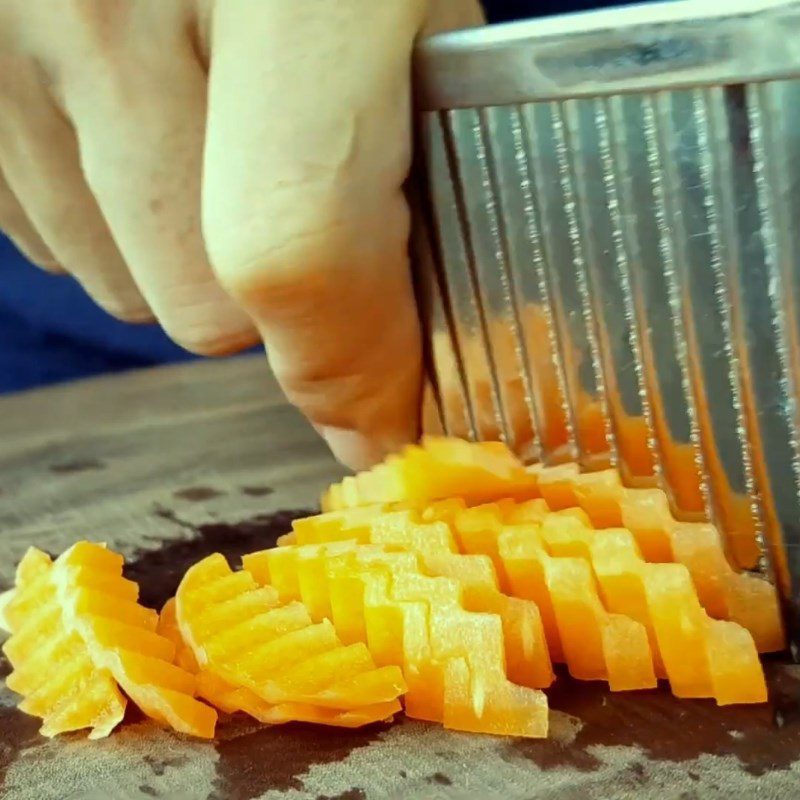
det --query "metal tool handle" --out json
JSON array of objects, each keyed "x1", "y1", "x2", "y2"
[{"x1": 415, "y1": 0, "x2": 800, "y2": 108}]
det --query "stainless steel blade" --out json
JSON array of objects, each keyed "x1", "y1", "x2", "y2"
[{"x1": 412, "y1": 0, "x2": 800, "y2": 651}]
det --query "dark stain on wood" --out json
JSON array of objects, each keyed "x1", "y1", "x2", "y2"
[
  {"x1": 509, "y1": 729, "x2": 601, "y2": 773},
  {"x1": 317, "y1": 789, "x2": 366, "y2": 800},
  {"x1": 509, "y1": 663, "x2": 800, "y2": 777},
  {"x1": 142, "y1": 754, "x2": 189, "y2": 777},
  {"x1": 0, "y1": 654, "x2": 43, "y2": 792},
  {"x1": 49, "y1": 459, "x2": 105, "y2": 474},
  {"x1": 627, "y1": 761, "x2": 646, "y2": 779},
  {"x1": 210, "y1": 720, "x2": 388, "y2": 800},
  {"x1": 240, "y1": 486, "x2": 275, "y2": 498},
  {"x1": 173, "y1": 487, "x2": 224, "y2": 502},
  {"x1": 125, "y1": 508, "x2": 314, "y2": 610}
]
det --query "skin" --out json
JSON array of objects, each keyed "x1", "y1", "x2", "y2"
[{"x1": 0, "y1": 0, "x2": 483, "y2": 469}]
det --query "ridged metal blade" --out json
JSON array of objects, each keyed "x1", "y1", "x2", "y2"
[{"x1": 415, "y1": 77, "x2": 800, "y2": 644}]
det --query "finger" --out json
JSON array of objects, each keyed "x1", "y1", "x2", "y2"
[
  {"x1": 58, "y1": 7, "x2": 257, "y2": 356},
  {"x1": 424, "y1": 0, "x2": 485, "y2": 34},
  {"x1": 203, "y1": 0, "x2": 433, "y2": 469},
  {"x1": 0, "y1": 166, "x2": 61, "y2": 271},
  {"x1": 0, "y1": 55, "x2": 152, "y2": 321}
]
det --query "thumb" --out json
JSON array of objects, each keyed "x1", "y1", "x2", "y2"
[{"x1": 203, "y1": 0, "x2": 479, "y2": 469}]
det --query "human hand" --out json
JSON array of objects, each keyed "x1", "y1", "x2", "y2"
[{"x1": 0, "y1": 0, "x2": 483, "y2": 469}]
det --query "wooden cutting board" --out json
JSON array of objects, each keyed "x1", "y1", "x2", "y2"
[{"x1": 1, "y1": 355, "x2": 798, "y2": 800}]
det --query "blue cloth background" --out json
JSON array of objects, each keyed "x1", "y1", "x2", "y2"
[{"x1": 0, "y1": 0, "x2": 650, "y2": 393}]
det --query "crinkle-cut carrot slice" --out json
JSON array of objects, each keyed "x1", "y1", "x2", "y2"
[
  {"x1": 295, "y1": 545, "x2": 387, "y2": 623},
  {"x1": 418, "y1": 551, "x2": 553, "y2": 689},
  {"x1": 246, "y1": 545, "x2": 302, "y2": 600},
  {"x1": 292, "y1": 505, "x2": 388, "y2": 546},
  {"x1": 258, "y1": 642, "x2": 406, "y2": 708},
  {"x1": 411, "y1": 513, "x2": 564, "y2": 672},
  {"x1": 498, "y1": 527, "x2": 656, "y2": 690},
  {"x1": 554, "y1": 471, "x2": 782, "y2": 653},
  {"x1": 37, "y1": 669, "x2": 127, "y2": 740},
  {"x1": 246, "y1": 541, "x2": 360, "y2": 612},
  {"x1": 418, "y1": 437, "x2": 539, "y2": 500},
  {"x1": 563, "y1": 470, "x2": 627, "y2": 529},
  {"x1": 177, "y1": 554, "x2": 405, "y2": 713},
  {"x1": 11, "y1": 635, "x2": 125, "y2": 740},
  {"x1": 368, "y1": 564, "x2": 549, "y2": 736},
  {"x1": 668, "y1": 522, "x2": 783, "y2": 653},
  {"x1": 450, "y1": 503, "x2": 514, "y2": 588},
  {"x1": 249, "y1": 542, "x2": 553, "y2": 691},
  {"x1": 620, "y1": 485, "x2": 774, "y2": 643},
  {"x1": 358, "y1": 563, "x2": 548, "y2": 735},
  {"x1": 158, "y1": 599, "x2": 397, "y2": 728},
  {"x1": 363, "y1": 569, "x2": 432, "y2": 672},
  {"x1": 428, "y1": 607, "x2": 548, "y2": 739},
  {"x1": 310, "y1": 557, "x2": 431, "y2": 678},
  {"x1": 529, "y1": 463, "x2": 579, "y2": 510},
  {"x1": 49, "y1": 542, "x2": 215, "y2": 739},
  {"x1": 2, "y1": 547, "x2": 126, "y2": 740},
  {"x1": 420, "y1": 550, "x2": 497, "y2": 589},
  {"x1": 330, "y1": 554, "x2": 418, "y2": 649},
  {"x1": 704, "y1": 620, "x2": 769, "y2": 705},
  {"x1": 444, "y1": 526, "x2": 564, "y2": 664},
  {"x1": 416, "y1": 497, "x2": 469, "y2": 524},
  {"x1": 322, "y1": 436, "x2": 537, "y2": 512},
  {"x1": 618, "y1": 487, "x2": 675, "y2": 563},
  {"x1": 381, "y1": 556, "x2": 552, "y2": 689},
  {"x1": 253, "y1": 544, "x2": 549, "y2": 733},
  {"x1": 260, "y1": 700, "x2": 402, "y2": 728},
  {"x1": 537, "y1": 518, "x2": 666, "y2": 680},
  {"x1": 244, "y1": 543, "x2": 414, "y2": 619},
  {"x1": 157, "y1": 599, "x2": 199, "y2": 673},
  {"x1": 370, "y1": 515, "x2": 458, "y2": 555},
  {"x1": 321, "y1": 482, "x2": 343, "y2": 513},
  {"x1": 505, "y1": 498, "x2": 550, "y2": 525},
  {"x1": 0, "y1": 548, "x2": 53, "y2": 634},
  {"x1": 160, "y1": 599, "x2": 279, "y2": 720},
  {"x1": 443, "y1": 657, "x2": 549, "y2": 739},
  {"x1": 287, "y1": 507, "x2": 459, "y2": 557},
  {"x1": 538, "y1": 516, "x2": 767, "y2": 704},
  {"x1": 645, "y1": 565, "x2": 767, "y2": 703},
  {"x1": 531, "y1": 463, "x2": 784, "y2": 653},
  {"x1": 466, "y1": 587, "x2": 552, "y2": 690},
  {"x1": 321, "y1": 465, "x2": 402, "y2": 512},
  {"x1": 547, "y1": 560, "x2": 655, "y2": 691},
  {"x1": 547, "y1": 470, "x2": 673, "y2": 563},
  {"x1": 1, "y1": 549, "x2": 64, "y2": 639}
]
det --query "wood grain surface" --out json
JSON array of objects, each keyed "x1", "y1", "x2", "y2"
[{"x1": 1, "y1": 355, "x2": 798, "y2": 800}]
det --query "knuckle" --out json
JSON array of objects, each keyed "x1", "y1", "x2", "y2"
[
  {"x1": 212, "y1": 248, "x2": 334, "y2": 311},
  {"x1": 205, "y1": 190, "x2": 408, "y2": 317},
  {"x1": 207, "y1": 214, "x2": 369, "y2": 313}
]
